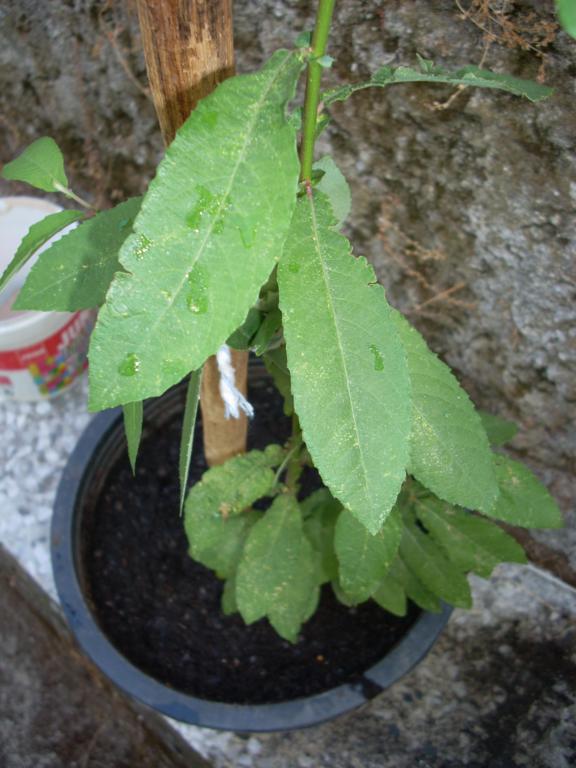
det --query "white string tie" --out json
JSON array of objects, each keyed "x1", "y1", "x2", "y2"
[{"x1": 216, "y1": 344, "x2": 254, "y2": 420}]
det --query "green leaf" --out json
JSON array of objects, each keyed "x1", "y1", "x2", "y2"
[
  {"x1": 236, "y1": 495, "x2": 320, "y2": 642},
  {"x1": 1, "y1": 137, "x2": 69, "y2": 192},
  {"x1": 122, "y1": 400, "x2": 143, "y2": 474},
  {"x1": 16, "y1": 198, "x2": 141, "y2": 312},
  {"x1": 263, "y1": 344, "x2": 293, "y2": 416},
  {"x1": 0, "y1": 209, "x2": 84, "y2": 295},
  {"x1": 557, "y1": 0, "x2": 576, "y2": 38},
  {"x1": 88, "y1": 51, "x2": 303, "y2": 410},
  {"x1": 221, "y1": 574, "x2": 238, "y2": 616},
  {"x1": 251, "y1": 308, "x2": 282, "y2": 355},
  {"x1": 184, "y1": 445, "x2": 285, "y2": 576},
  {"x1": 313, "y1": 156, "x2": 351, "y2": 227},
  {"x1": 331, "y1": 579, "x2": 358, "y2": 607},
  {"x1": 279, "y1": 192, "x2": 411, "y2": 534},
  {"x1": 390, "y1": 558, "x2": 441, "y2": 613},
  {"x1": 334, "y1": 507, "x2": 402, "y2": 603},
  {"x1": 486, "y1": 455, "x2": 564, "y2": 529},
  {"x1": 392, "y1": 310, "x2": 498, "y2": 513},
  {"x1": 178, "y1": 369, "x2": 202, "y2": 512},
  {"x1": 400, "y1": 519, "x2": 472, "y2": 608},
  {"x1": 372, "y1": 573, "x2": 407, "y2": 616},
  {"x1": 316, "y1": 54, "x2": 334, "y2": 69},
  {"x1": 302, "y1": 488, "x2": 341, "y2": 584},
  {"x1": 479, "y1": 411, "x2": 518, "y2": 446},
  {"x1": 324, "y1": 61, "x2": 553, "y2": 105},
  {"x1": 414, "y1": 494, "x2": 526, "y2": 578},
  {"x1": 227, "y1": 307, "x2": 262, "y2": 350}
]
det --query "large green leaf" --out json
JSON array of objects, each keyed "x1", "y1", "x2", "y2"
[
  {"x1": 479, "y1": 411, "x2": 518, "y2": 447},
  {"x1": 184, "y1": 445, "x2": 284, "y2": 576},
  {"x1": 486, "y1": 456, "x2": 563, "y2": 529},
  {"x1": 400, "y1": 518, "x2": 472, "y2": 608},
  {"x1": 302, "y1": 488, "x2": 341, "y2": 584},
  {"x1": 279, "y1": 192, "x2": 411, "y2": 534},
  {"x1": 324, "y1": 58, "x2": 553, "y2": 105},
  {"x1": 372, "y1": 573, "x2": 407, "y2": 616},
  {"x1": 88, "y1": 51, "x2": 303, "y2": 410},
  {"x1": 414, "y1": 493, "x2": 526, "y2": 578},
  {"x1": 314, "y1": 155, "x2": 351, "y2": 227},
  {"x1": 236, "y1": 495, "x2": 320, "y2": 642},
  {"x1": 178, "y1": 369, "x2": 202, "y2": 512},
  {"x1": 0, "y1": 209, "x2": 84, "y2": 295},
  {"x1": 16, "y1": 198, "x2": 141, "y2": 312},
  {"x1": 557, "y1": 0, "x2": 576, "y2": 38},
  {"x1": 334, "y1": 506, "x2": 402, "y2": 603},
  {"x1": 390, "y1": 558, "x2": 441, "y2": 613},
  {"x1": 1, "y1": 137, "x2": 69, "y2": 192},
  {"x1": 122, "y1": 400, "x2": 143, "y2": 474},
  {"x1": 392, "y1": 310, "x2": 498, "y2": 513}
]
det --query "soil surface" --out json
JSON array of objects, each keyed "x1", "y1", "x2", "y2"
[{"x1": 83, "y1": 373, "x2": 418, "y2": 705}]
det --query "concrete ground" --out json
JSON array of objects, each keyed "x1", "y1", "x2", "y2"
[{"x1": 1, "y1": 376, "x2": 575, "y2": 767}]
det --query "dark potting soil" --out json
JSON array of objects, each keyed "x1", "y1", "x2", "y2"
[{"x1": 82, "y1": 371, "x2": 419, "y2": 705}]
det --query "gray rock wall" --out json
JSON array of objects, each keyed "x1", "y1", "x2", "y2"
[{"x1": 0, "y1": 1, "x2": 574, "y2": 556}]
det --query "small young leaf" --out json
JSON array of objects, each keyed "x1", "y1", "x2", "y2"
[
  {"x1": 302, "y1": 488, "x2": 341, "y2": 584},
  {"x1": 392, "y1": 310, "x2": 498, "y2": 513},
  {"x1": 313, "y1": 156, "x2": 351, "y2": 227},
  {"x1": 400, "y1": 519, "x2": 472, "y2": 608},
  {"x1": 16, "y1": 198, "x2": 141, "y2": 312},
  {"x1": 236, "y1": 495, "x2": 320, "y2": 642},
  {"x1": 372, "y1": 573, "x2": 407, "y2": 617},
  {"x1": 263, "y1": 344, "x2": 294, "y2": 416},
  {"x1": 279, "y1": 192, "x2": 411, "y2": 535},
  {"x1": 88, "y1": 50, "x2": 303, "y2": 410},
  {"x1": 227, "y1": 307, "x2": 262, "y2": 350},
  {"x1": 221, "y1": 574, "x2": 238, "y2": 616},
  {"x1": 324, "y1": 61, "x2": 553, "y2": 105},
  {"x1": 1, "y1": 137, "x2": 69, "y2": 192},
  {"x1": 334, "y1": 506, "x2": 402, "y2": 603},
  {"x1": 316, "y1": 54, "x2": 334, "y2": 69},
  {"x1": 178, "y1": 369, "x2": 202, "y2": 512},
  {"x1": 0, "y1": 209, "x2": 84, "y2": 295},
  {"x1": 390, "y1": 558, "x2": 441, "y2": 613},
  {"x1": 557, "y1": 0, "x2": 576, "y2": 38},
  {"x1": 295, "y1": 30, "x2": 312, "y2": 47},
  {"x1": 122, "y1": 400, "x2": 143, "y2": 474},
  {"x1": 414, "y1": 494, "x2": 527, "y2": 578},
  {"x1": 251, "y1": 308, "x2": 282, "y2": 355},
  {"x1": 479, "y1": 411, "x2": 518, "y2": 446},
  {"x1": 486, "y1": 456, "x2": 564, "y2": 529}
]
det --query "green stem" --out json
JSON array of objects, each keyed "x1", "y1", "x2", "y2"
[
  {"x1": 299, "y1": 0, "x2": 336, "y2": 182},
  {"x1": 286, "y1": 413, "x2": 304, "y2": 492},
  {"x1": 54, "y1": 182, "x2": 94, "y2": 210}
]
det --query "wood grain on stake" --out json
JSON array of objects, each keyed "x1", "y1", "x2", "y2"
[{"x1": 136, "y1": 0, "x2": 249, "y2": 464}]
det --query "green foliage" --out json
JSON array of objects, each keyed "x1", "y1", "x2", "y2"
[
  {"x1": 324, "y1": 58, "x2": 553, "y2": 105},
  {"x1": 557, "y1": 0, "x2": 576, "y2": 38},
  {"x1": 313, "y1": 156, "x2": 351, "y2": 227},
  {"x1": 1, "y1": 137, "x2": 69, "y2": 193},
  {"x1": 301, "y1": 488, "x2": 340, "y2": 584},
  {"x1": 88, "y1": 51, "x2": 303, "y2": 411},
  {"x1": 236, "y1": 495, "x2": 320, "y2": 642},
  {"x1": 179, "y1": 370, "x2": 202, "y2": 512},
  {"x1": 389, "y1": 557, "x2": 441, "y2": 614},
  {"x1": 0, "y1": 209, "x2": 84, "y2": 295},
  {"x1": 391, "y1": 310, "x2": 498, "y2": 513},
  {"x1": 479, "y1": 411, "x2": 518, "y2": 446},
  {"x1": 487, "y1": 456, "x2": 564, "y2": 529},
  {"x1": 279, "y1": 191, "x2": 411, "y2": 535},
  {"x1": 372, "y1": 573, "x2": 407, "y2": 617},
  {"x1": 16, "y1": 198, "x2": 141, "y2": 311},
  {"x1": 122, "y1": 400, "x2": 143, "y2": 474},
  {"x1": 262, "y1": 345, "x2": 294, "y2": 416}
]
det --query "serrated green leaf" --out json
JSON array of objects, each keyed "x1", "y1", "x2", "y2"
[
  {"x1": 390, "y1": 558, "x2": 441, "y2": 613},
  {"x1": 178, "y1": 369, "x2": 202, "y2": 512},
  {"x1": 372, "y1": 573, "x2": 407, "y2": 616},
  {"x1": 122, "y1": 400, "x2": 143, "y2": 474},
  {"x1": 324, "y1": 61, "x2": 553, "y2": 105},
  {"x1": 252, "y1": 308, "x2": 282, "y2": 355},
  {"x1": 279, "y1": 192, "x2": 411, "y2": 535},
  {"x1": 414, "y1": 494, "x2": 526, "y2": 578},
  {"x1": 479, "y1": 411, "x2": 518, "y2": 446},
  {"x1": 184, "y1": 445, "x2": 284, "y2": 576},
  {"x1": 236, "y1": 495, "x2": 319, "y2": 642},
  {"x1": 314, "y1": 156, "x2": 351, "y2": 227},
  {"x1": 16, "y1": 198, "x2": 141, "y2": 312},
  {"x1": 400, "y1": 519, "x2": 472, "y2": 608},
  {"x1": 263, "y1": 344, "x2": 293, "y2": 416},
  {"x1": 392, "y1": 310, "x2": 498, "y2": 513},
  {"x1": 557, "y1": 0, "x2": 576, "y2": 38},
  {"x1": 335, "y1": 506, "x2": 402, "y2": 603},
  {"x1": 486, "y1": 455, "x2": 564, "y2": 529},
  {"x1": 227, "y1": 307, "x2": 263, "y2": 350},
  {"x1": 0, "y1": 209, "x2": 84, "y2": 295},
  {"x1": 88, "y1": 51, "x2": 303, "y2": 410},
  {"x1": 302, "y1": 488, "x2": 341, "y2": 584},
  {"x1": 221, "y1": 574, "x2": 238, "y2": 616},
  {"x1": 1, "y1": 137, "x2": 69, "y2": 192}
]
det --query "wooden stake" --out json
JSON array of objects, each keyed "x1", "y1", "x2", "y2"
[{"x1": 136, "y1": 0, "x2": 249, "y2": 465}]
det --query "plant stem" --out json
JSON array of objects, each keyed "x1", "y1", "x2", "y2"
[
  {"x1": 299, "y1": 0, "x2": 336, "y2": 182},
  {"x1": 54, "y1": 182, "x2": 94, "y2": 210},
  {"x1": 286, "y1": 413, "x2": 304, "y2": 492}
]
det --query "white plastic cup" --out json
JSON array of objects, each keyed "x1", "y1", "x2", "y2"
[{"x1": 0, "y1": 196, "x2": 95, "y2": 401}]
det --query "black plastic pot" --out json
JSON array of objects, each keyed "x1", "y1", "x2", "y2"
[{"x1": 52, "y1": 367, "x2": 452, "y2": 733}]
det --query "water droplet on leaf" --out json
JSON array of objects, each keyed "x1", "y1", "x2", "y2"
[
  {"x1": 133, "y1": 234, "x2": 151, "y2": 260},
  {"x1": 118, "y1": 352, "x2": 141, "y2": 377},
  {"x1": 369, "y1": 344, "x2": 384, "y2": 371},
  {"x1": 186, "y1": 267, "x2": 209, "y2": 315}
]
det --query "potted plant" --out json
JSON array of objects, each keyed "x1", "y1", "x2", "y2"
[{"x1": 0, "y1": 0, "x2": 566, "y2": 733}]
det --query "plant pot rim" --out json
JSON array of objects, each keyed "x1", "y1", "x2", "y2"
[{"x1": 51, "y1": 381, "x2": 452, "y2": 733}]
